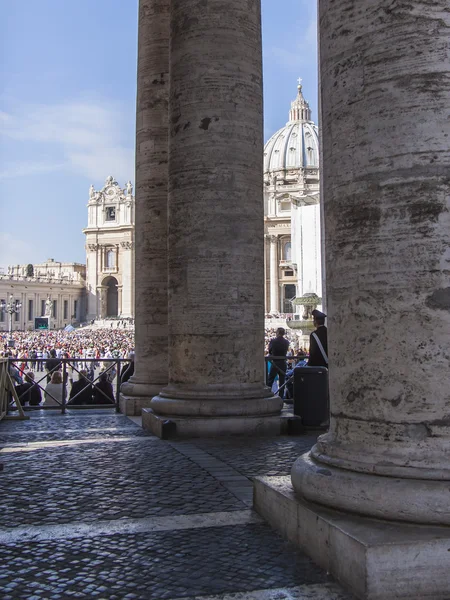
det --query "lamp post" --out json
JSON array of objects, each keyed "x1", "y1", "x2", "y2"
[{"x1": 0, "y1": 295, "x2": 22, "y2": 339}]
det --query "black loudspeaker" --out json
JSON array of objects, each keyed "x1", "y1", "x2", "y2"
[{"x1": 293, "y1": 367, "x2": 329, "y2": 427}]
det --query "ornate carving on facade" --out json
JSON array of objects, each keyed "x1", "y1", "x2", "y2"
[
  {"x1": 87, "y1": 244, "x2": 99, "y2": 252},
  {"x1": 120, "y1": 241, "x2": 133, "y2": 250}
]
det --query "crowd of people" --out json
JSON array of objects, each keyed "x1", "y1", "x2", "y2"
[
  {"x1": 264, "y1": 328, "x2": 307, "y2": 356},
  {"x1": 1, "y1": 327, "x2": 135, "y2": 409},
  {"x1": 1, "y1": 320, "x2": 322, "y2": 407}
]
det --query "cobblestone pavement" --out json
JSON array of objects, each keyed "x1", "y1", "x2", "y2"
[{"x1": 0, "y1": 412, "x2": 354, "y2": 600}]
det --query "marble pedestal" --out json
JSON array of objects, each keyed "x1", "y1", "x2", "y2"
[
  {"x1": 119, "y1": 382, "x2": 164, "y2": 416},
  {"x1": 119, "y1": 394, "x2": 155, "y2": 416},
  {"x1": 254, "y1": 476, "x2": 450, "y2": 600},
  {"x1": 142, "y1": 408, "x2": 282, "y2": 438}
]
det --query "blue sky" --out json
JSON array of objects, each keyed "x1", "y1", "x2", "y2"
[{"x1": 0, "y1": 0, "x2": 318, "y2": 269}]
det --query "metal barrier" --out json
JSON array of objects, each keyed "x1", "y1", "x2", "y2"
[
  {"x1": 0, "y1": 359, "x2": 28, "y2": 421},
  {"x1": 2, "y1": 354, "x2": 303, "y2": 419},
  {"x1": 6, "y1": 358, "x2": 131, "y2": 415},
  {"x1": 265, "y1": 354, "x2": 308, "y2": 396}
]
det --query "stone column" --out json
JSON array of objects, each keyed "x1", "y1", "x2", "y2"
[
  {"x1": 145, "y1": 0, "x2": 282, "y2": 437},
  {"x1": 117, "y1": 285, "x2": 123, "y2": 317},
  {"x1": 292, "y1": 1, "x2": 450, "y2": 524},
  {"x1": 120, "y1": 0, "x2": 170, "y2": 416},
  {"x1": 268, "y1": 235, "x2": 279, "y2": 313}
]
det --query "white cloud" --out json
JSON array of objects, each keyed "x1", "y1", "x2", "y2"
[
  {"x1": 0, "y1": 233, "x2": 36, "y2": 271},
  {"x1": 0, "y1": 98, "x2": 135, "y2": 183},
  {"x1": 268, "y1": 11, "x2": 317, "y2": 69},
  {"x1": 0, "y1": 160, "x2": 66, "y2": 181}
]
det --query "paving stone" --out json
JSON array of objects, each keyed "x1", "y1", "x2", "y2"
[
  {"x1": 0, "y1": 440, "x2": 243, "y2": 528},
  {"x1": 188, "y1": 437, "x2": 317, "y2": 477},
  {"x1": 0, "y1": 522, "x2": 323, "y2": 600},
  {"x1": 0, "y1": 412, "x2": 346, "y2": 600}
]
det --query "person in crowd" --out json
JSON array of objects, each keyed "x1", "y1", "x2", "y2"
[
  {"x1": 120, "y1": 352, "x2": 135, "y2": 384},
  {"x1": 307, "y1": 310, "x2": 328, "y2": 367},
  {"x1": 93, "y1": 372, "x2": 115, "y2": 404},
  {"x1": 44, "y1": 370, "x2": 64, "y2": 407},
  {"x1": 30, "y1": 348, "x2": 37, "y2": 370},
  {"x1": 67, "y1": 370, "x2": 93, "y2": 405},
  {"x1": 36, "y1": 348, "x2": 43, "y2": 371},
  {"x1": 267, "y1": 327, "x2": 290, "y2": 397},
  {"x1": 16, "y1": 372, "x2": 42, "y2": 406},
  {"x1": 45, "y1": 349, "x2": 61, "y2": 383},
  {"x1": 8, "y1": 354, "x2": 23, "y2": 385}
]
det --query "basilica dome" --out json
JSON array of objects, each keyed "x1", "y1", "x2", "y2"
[{"x1": 264, "y1": 83, "x2": 319, "y2": 174}]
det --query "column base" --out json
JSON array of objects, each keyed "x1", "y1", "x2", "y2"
[
  {"x1": 142, "y1": 408, "x2": 282, "y2": 438},
  {"x1": 119, "y1": 382, "x2": 165, "y2": 416},
  {"x1": 254, "y1": 475, "x2": 450, "y2": 600},
  {"x1": 292, "y1": 452, "x2": 450, "y2": 525},
  {"x1": 119, "y1": 394, "x2": 154, "y2": 416}
]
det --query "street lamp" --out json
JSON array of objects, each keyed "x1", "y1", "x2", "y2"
[{"x1": 0, "y1": 295, "x2": 22, "y2": 339}]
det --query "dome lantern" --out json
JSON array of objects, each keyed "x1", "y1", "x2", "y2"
[
  {"x1": 289, "y1": 78, "x2": 312, "y2": 123},
  {"x1": 264, "y1": 80, "x2": 319, "y2": 174}
]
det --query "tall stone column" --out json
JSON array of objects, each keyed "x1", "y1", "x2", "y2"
[
  {"x1": 268, "y1": 235, "x2": 279, "y2": 313},
  {"x1": 120, "y1": 0, "x2": 169, "y2": 415},
  {"x1": 145, "y1": 0, "x2": 282, "y2": 437},
  {"x1": 292, "y1": 1, "x2": 450, "y2": 524}
]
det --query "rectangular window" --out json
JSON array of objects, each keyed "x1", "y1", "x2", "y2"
[
  {"x1": 74, "y1": 300, "x2": 78, "y2": 319},
  {"x1": 105, "y1": 206, "x2": 116, "y2": 221},
  {"x1": 15, "y1": 308, "x2": 19, "y2": 322},
  {"x1": 64, "y1": 300, "x2": 68, "y2": 320},
  {"x1": 41, "y1": 299, "x2": 45, "y2": 316},
  {"x1": 28, "y1": 299, "x2": 33, "y2": 321},
  {"x1": 106, "y1": 248, "x2": 116, "y2": 269},
  {"x1": 0, "y1": 301, "x2": 4, "y2": 322},
  {"x1": 52, "y1": 300, "x2": 57, "y2": 318},
  {"x1": 285, "y1": 270, "x2": 294, "y2": 277}
]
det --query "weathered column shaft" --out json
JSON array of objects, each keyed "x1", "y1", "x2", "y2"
[
  {"x1": 120, "y1": 0, "x2": 169, "y2": 412},
  {"x1": 269, "y1": 236, "x2": 279, "y2": 313},
  {"x1": 292, "y1": 0, "x2": 450, "y2": 523},
  {"x1": 147, "y1": 0, "x2": 282, "y2": 435}
]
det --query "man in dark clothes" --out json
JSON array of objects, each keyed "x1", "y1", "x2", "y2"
[
  {"x1": 68, "y1": 370, "x2": 93, "y2": 405},
  {"x1": 267, "y1": 327, "x2": 290, "y2": 396},
  {"x1": 45, "y1": 349, "x2": 61, "y2": 383},
  {"x1": 93, "y1": 372, "x2": 115, "y2": 404},
  {"x1": 308, "y1": 310, "x2": 328, "y2": 367},
  {"x1": 16, "y1": 372, "x2": 42, "y2": 406},
  {"x1": 120, "y1": 352, "x2": 135, "y2": 384}
]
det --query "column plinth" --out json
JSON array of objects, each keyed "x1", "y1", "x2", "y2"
[
  {"x1": 291, "y1": 0, "x2": 450, "y2": 527},
  {"x1": 120, "y1": 0, "x2": 169, "y2": 416},
  {"x1": 144, "y1": 0, "x2": 282, "y2": 437}
]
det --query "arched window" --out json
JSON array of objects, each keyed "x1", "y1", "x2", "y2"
[
  {"x1": 284, "y1": 242, "x2": 292, "y2": 262},
  {"x1": 106, "y1": 249, "x2": 116, "y2": 269}
]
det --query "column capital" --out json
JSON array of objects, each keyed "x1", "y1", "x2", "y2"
[{"x1": 265, "y1": 234, "x2": 278, "y2": 243}]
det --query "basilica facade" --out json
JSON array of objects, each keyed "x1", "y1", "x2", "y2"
[
  {"x1": 264, "y1": 83, "x2": 321, "y2": 315},
  {"x1": 84, "y1": 176, "x2": 135, "y2": 320}
]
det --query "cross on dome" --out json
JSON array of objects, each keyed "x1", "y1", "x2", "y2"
[{"x1": 289, "y1": 79, "x2": 311, "y2": 123}]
